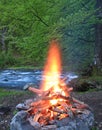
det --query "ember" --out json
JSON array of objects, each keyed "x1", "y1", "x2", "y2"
[{"x1": 10, "y1": 40, "x2": 94, "y2": 130}]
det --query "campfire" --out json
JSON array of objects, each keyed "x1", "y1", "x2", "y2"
[{"x1": 10, "y1": 40, "x2": 94, "y2": 130}]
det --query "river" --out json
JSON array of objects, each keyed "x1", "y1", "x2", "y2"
[{"x1": 0, "y1": 69, "x2": 78, "y2": 90}]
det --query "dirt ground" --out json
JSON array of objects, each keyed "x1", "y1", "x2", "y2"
[{"x1": 0, "y1": 90, "x2": 102, "y2": 130}]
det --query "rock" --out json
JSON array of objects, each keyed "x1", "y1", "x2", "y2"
[
  {"x1": 16, "y1": 103, "x2": 30, "y2": 110},
  {"x1": 3, "y1": 78, "x2": 8, "y2": 82},
  {"x1": 27, "y1": 118, "x2": 41, "y2": 129},
  {"x1": 10, "y1": 111, "x2": 35, "y2": 130},
  {"x1": 24, "y1": 99, "x2": 34, "y2": 106},
  {"x1": 41, "y1": 125, "x2": 57, "y2": 130},
  {"x1": 10, "y1": 109, "x2": 94, "y2": 130}
]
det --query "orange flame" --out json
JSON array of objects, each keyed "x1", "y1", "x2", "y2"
[{"x1": 40, "y1": 40, "x2": 62, "y2": 93}]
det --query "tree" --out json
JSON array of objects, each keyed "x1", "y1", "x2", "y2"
[
  {"x1": 0, "y1": 0, "x2": 101, "y2": 70},
  {"x1": 52, "y1": 0, "x2": 96, "y2": 70},
  {"x1": 94, "y1": 0, "x2": 102, "y2": 69}
]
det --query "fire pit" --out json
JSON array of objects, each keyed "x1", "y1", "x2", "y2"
[{"x1": 10, "y1": 41, "x2": 94, "y2": 130}]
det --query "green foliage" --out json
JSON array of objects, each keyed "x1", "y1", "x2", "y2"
[
  {"x1": 0, "y1": 52, "x2": 18, "y2": 68},
  {"x1": 0, "y1": 0, "x2": 100, "y2": 70}
]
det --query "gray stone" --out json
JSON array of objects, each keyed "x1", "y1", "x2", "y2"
[
  {"x1": 42, "y1": 125, "x2": 57, "y2": 130},
  {"x1": 10, "y1": 111, "x2": 35, "y2": 130},
  {"x1": 10, "y1": 110, "x2": 94, "y2": 130},
  {"x1": 28, "y1": 117, "x2": 41, "y2": 129},
  {"x1": 16, "y1": 103, "x2": 30, "y2": 110}
]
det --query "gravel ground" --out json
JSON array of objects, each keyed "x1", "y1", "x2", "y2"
[{"x1": 0, "y1": 90, "x2": 102, "y2": 130}]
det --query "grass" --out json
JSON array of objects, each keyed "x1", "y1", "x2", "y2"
[
  {"x1": 0, "y1": 88, "x2": 25, "y2": 98},
  {"x1": 6, "y1": 65, "x2": 43, "y2": 70},
  {"x1": 5, "y1": 65, "x2": 74, "y2": 71}
]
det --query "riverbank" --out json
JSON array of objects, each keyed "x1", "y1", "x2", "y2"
[{"x1": 0, "y1": 88, "x2": 102, "y2": 130}]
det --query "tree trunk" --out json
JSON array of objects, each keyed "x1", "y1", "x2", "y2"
[{"x1": 94, "y1": 0, "x2": 102, "y2": 70}]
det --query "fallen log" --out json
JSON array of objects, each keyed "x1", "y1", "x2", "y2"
[{"x1": 33, "y1": 112, "x2": 42, "y2": 122}]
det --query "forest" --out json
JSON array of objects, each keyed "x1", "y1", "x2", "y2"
[{"x1": 0, "y1": 0, "x2": 102, "y2": 72}]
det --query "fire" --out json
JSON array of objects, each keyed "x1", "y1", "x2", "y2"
[
  {"x1": 41, "y1": 40, "x2": 62, "y2": 93},
  {"x1": 40, "y1": 40, "x2": 66, "y2": 105},
  {"x1": 22, "y1": 40, "x2": 90, "y2": 126},
  {"x1": 50, "y1": 99, "x2": 58, "y2": 105}
]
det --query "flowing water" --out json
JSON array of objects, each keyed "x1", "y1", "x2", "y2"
[{"x1": 0, "y1": 69, "x2": 78, "y2": 89}]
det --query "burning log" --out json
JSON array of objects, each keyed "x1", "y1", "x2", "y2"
[
  {"x1": 33, "y1": 112, "x2": 42, "y2": 122},
  {"x1": 24, "y1": 83, "x2": 54, "y2": 97},
  {"x1": 23, "y1": 81, "x2": 92, "y2": 126},
  {"x1": 22, "y1": 84, "x2": 92, "y2": 126},
  {"x1": 51, "y1": 107, "x2": 67, "y2": 114}
]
